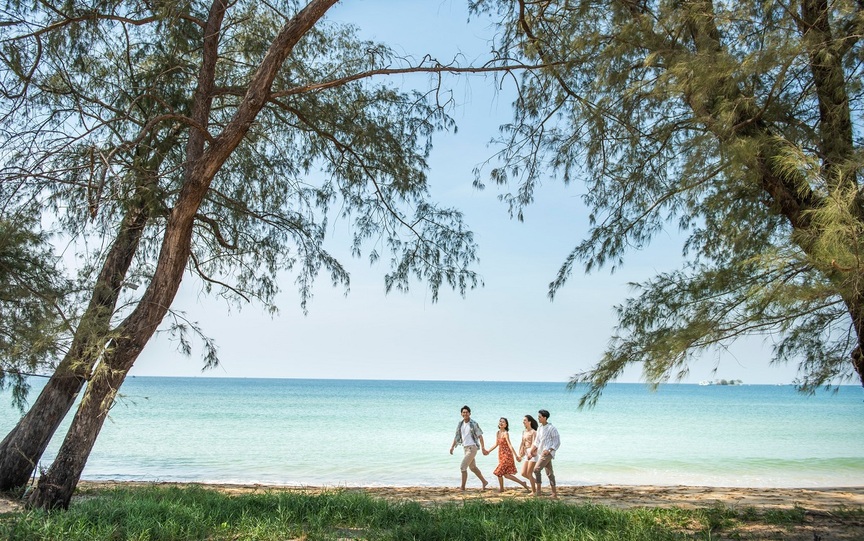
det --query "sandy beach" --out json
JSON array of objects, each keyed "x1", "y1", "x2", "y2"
[
  {"x1": 108, "y1": 482, "x2": 861, "y2": 512},
  {"x1": 3, "y1": 482, "x2": 863, "y2": 539}
]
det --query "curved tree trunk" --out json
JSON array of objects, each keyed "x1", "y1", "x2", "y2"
[
  {"x1": 847, "y1": 296, "x2": 864, "y2": 386},
  {"x1": 0, "y1": 370, "x2": 86, "y2": 491},
  {"x1": 23, "y1": 321, "x2": 151, "y2": 508},
  {"x1": 0, "y1": 201, "x2": 150, "y2": 491},
  {"x1": 26, "y1": 0, "x2": 339, "y2": 510}
]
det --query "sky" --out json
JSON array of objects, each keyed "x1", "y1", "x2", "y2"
[{"x1": 132, "y1": 0, "x2": 795, "y2": 385}]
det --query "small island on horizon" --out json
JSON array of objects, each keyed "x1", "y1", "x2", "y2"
[{"x1": 698, "y1": 379, "x2": 744, "y2": 386}]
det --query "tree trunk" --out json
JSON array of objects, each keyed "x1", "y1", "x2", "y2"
[
  {"x1": 21, "y1": 363, "x2": 121, "y2": 509},
  {"x1": 846, "y1": 295, "x2": 864, "y2": 387},
  {"x1": 0, "y1": 201, "x2": 150, "y2": 491},
  {"x1": 0, "y1": 370, "x2": 85, "y2": 491},
  {"x1": 25, "y1": 0, "x2": 339, "y2": 510},
  {"x1": 681, "y1": 0, "x2": 864, "y2": 386}
]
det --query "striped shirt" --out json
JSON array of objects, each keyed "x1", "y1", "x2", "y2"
[{"x1": 534, "y1": 422, "x2": 560, "y2": 458}]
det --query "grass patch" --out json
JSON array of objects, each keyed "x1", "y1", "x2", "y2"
[{"x1": 0, "y1": 484, "x2": 848, "y2": 540}]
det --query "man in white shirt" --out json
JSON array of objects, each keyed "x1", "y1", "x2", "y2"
[
  {"x1": 527, "y1": 409, "x2": 560, "y2": 497},
  {"x1": 449, "y1": 405, "x2": 489, "y2": 491}
]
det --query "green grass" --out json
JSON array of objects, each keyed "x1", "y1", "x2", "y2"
[{"x1": 0, "y1": 484, "x2": 830, "y2": 541}]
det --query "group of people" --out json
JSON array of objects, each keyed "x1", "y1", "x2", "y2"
[{"x1": 448, "y1": 405, "x2": 560, "y2": 498}]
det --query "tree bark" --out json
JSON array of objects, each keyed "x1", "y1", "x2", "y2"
[
  {"x1": 0, "y1": 197, "x2": 150, "y2": 491},
  {"x1": 798, "y1": 0, "x2": 864, "y2": 387},
  {"x1": 615, "y1": 0, "x2": 864, "y2": 386},
  {"x1": 26, "y1": 0, "x2": 339, "y2": 510},
  {"x1": 799, "y1": 0, "x2": 856, "y2": 185}
]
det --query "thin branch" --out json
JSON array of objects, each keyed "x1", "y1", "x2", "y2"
[
  {"x1": 194, "y1": 212, "x2": 237, "y2": 250},
  {"x1": 212, "y1": 61, "x2": 558, "y2": 99},
  {"x1": 189, "y1": 251, "x2": 250, "y2": 302}
]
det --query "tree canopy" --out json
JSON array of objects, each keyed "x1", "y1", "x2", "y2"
[
  {"x1": 0, "y1": 206, "x2": 69, "y2": 409},
  {"x1": 471, "y1": 0, "x2": 864, "y2": 404},
  {"x1": 0, "y1": 0, "x2": 480, "y2": 321},
  {"x1": 0, "y1": 0, "x2": 545, "y2": 508}
]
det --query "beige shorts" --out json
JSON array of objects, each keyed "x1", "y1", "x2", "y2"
[{"x1": 460, "y1": 445, "x2": 479, "y2": 472}]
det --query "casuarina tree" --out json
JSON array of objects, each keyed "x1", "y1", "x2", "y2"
[
  {"x1": 0, "y1": 0, "x2": 538, "y2": 508},
  {"x1": 471, "y1": 0, "x2": 864, "y2": 404}
]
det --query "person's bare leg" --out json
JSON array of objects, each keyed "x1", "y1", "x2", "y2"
[
  {"x1": 521, "y1": 461, "x2": 536, "y2": 493},
  {"x1": 469, "y1": 462, "x2": 488, "y2": 490},
  {"x1": 460, "y1": 471, "x2": 468, "y2": 491},
  {"x1": 477, "y1": 469, "x2": 489, "y2": 490},
  {"x1": 497, "y1": 475, "x2": 504, "y2": 492},
  {"x1": 505, "y1": 473, "x2": 529, "y2": 490}
]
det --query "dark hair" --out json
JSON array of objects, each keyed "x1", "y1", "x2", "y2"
[
  {"x1": 538, "y1": 409, "x2": 551, "y2": 420},
  {"x1": 524, "y1": 415, "x2": 538, "y2": 431},
  {"x1": 461, "y1": 405, "x2": 471, "y2": 414},
  {"x1": 499, "y1": 417, "x2": 509, "y2": 431}
]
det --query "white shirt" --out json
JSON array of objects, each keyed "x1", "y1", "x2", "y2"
[
  {"x1": 461, "y1": 421, "x2": 476, "y2": 446},
  {"x1": 535, "y1": 422, "x2": 560, "y2": 458}
]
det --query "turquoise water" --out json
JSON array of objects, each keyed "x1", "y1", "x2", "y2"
[{"x1": 1, "y1": 378, "x2": 862, "y2": 488}]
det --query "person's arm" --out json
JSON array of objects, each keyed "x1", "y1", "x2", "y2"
[
  {"x1": 542, "y1": 428, "x2": 559, "y2": 456},
  {"x1": 450, "y1": 424, "x2": 459, "y2": 454},
  {"x1": 485, "y1": 433, "x2": 498, "y2": 454},
  {"x1": 548, "y1": 428, "x2": 560, "y2": 454},
  {"x1": 528, "y1": 430, "x2": 540, "y2": 458},
  {"x1": 505, "y1": 433, "x2": 520, "y2": 462},
  {"x1": 479, "y1": 434, "x2": 488, "y2": 454}
]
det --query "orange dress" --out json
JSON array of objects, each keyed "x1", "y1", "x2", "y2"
[{"x1": 492, "y1": 431, "x2": 517, "y2": 476}]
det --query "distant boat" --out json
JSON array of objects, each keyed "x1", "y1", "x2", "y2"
[{"x1": 698, "y1": 380, "x2": 712, "y2": 386}]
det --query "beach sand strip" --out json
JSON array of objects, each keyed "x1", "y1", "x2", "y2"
[{"x1": 2, "y1": 482, "x2": 862, "y2": 540}]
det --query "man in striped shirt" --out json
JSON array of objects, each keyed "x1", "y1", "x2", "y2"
[{"x1": 527, "y1": 409, "x2": 560, "y2": 498}]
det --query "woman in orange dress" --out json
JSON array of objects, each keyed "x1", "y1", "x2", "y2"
[{"x1": 484, "y1": 417, "x2": 530, "y2": 492}]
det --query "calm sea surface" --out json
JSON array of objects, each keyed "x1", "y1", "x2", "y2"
[{"x1": 1, "y1": 378, "x2": 862, "y2": 488}]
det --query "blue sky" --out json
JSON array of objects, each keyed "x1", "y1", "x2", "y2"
[{"x1": 132, "y1": 0, "x2": 793, "y2": 385}]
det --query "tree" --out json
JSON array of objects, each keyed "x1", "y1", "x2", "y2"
[
  {"x1": 471, "y1": 0, "x2": 864, "y2": 405},
  {"x1": 0, "y1": 0, "x2": 537, "y2": 508},
  {"x1": 0, "y1": 202, "x2": 69, "y2": 410}
]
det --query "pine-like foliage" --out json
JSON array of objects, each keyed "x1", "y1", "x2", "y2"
[
  {"x1": 0, "y1": 0, "x2": 479, "y2": 369},
  {"x1": 471, "y1": 0, "x2": 864, "y2": 404},
  {"x1": 0, "y1": 205, "x2": 69, "y2": 409},
  {"x1": 0, "y1": 1, "x2": 517, "y2": 507}
]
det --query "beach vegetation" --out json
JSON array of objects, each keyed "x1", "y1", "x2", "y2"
[
  {"x1": 1, "y1": 484, "x2": 820, "y2": 540},
  {"x1": 469, "y1": 0, "x2": 864, "y2": 405},
  {"x1": 0, "y1": 0, "x2": 545, "y2": 508},
  {"x1": 0, "y1": 210, "x2": 71, "y2": 411}
]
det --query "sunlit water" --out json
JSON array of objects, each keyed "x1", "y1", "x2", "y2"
[{"x1": 1, "y1": 378, "x2": 862, "y2": 488}]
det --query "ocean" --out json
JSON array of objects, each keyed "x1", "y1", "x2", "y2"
[{"x1": 1, "y1": 378, "x2": 862, "y2": 488}]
